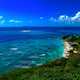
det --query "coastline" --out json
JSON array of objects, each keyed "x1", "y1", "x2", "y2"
[{"x1": 63, "y1": 41, "x2": 73, "y2": 58}]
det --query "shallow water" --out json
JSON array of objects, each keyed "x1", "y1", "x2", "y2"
[{"x1": 0, "y1": 30, "x2": 64, "y2": 73}]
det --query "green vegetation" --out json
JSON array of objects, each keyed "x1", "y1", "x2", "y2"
[{"x1": 0, "y1": 35, "x2": 80, "y2": 80}]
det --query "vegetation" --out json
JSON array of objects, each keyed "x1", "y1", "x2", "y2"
[{"x1": 0, "y1": 35, "x2": 80, "y2": 80}]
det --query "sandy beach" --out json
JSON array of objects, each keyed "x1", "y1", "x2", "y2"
[{"x1": 63, "y1": 41, "x2": 73, "y2": 58}]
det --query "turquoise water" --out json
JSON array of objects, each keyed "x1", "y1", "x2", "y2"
[{"x1": 0, "y1": 30, "x2": 64, "y2": 73}]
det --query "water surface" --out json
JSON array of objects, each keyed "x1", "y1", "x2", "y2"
[{"x1": 0, "y1": 29, "x2": 64, "y2": 73}]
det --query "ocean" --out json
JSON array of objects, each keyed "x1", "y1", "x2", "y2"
[{"x1": 0, "y1": 26, "x2": 79, "y2": 74}]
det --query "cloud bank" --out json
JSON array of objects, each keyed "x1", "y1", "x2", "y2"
[
  {"x1": 0, "y1": 11, "x2": 80, "y2": 26},
  {"x1": 58, "y1": 11, "x2": 80, "y2": 22}
]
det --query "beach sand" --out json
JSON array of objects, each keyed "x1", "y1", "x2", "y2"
[{"x1": 63, "y1": 41, "x2": 73, "y2": 58}]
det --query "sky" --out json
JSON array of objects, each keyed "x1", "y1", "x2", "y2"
[{"x1": 0, "y1": 0, "x2": 80, "y2": 26}]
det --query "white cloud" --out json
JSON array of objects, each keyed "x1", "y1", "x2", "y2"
[
  {"x1": 0, "y1": 12, "x2": 80, "y2": 25},
  {"x1": 0, "y1": 16, "x2": 23, "y2": 25},
  {"x1": 59, "y1": 15, "x2": 70, "y2": 21},
  {"x1": 0, "y1": 20, "x2": 5, "y2": 24},
  {"x1": 71, "y1": 12, "x2": 80, "y2": 22},
  {"x1": 9, "y1": 20, "x2": 14, "y2": 22},
  {"x1": 9, "y1": 20, "x2": 22, "y2": 23},
  {"x1": 49, "y1": 17, "x2": 54, "y2": 21},
  {"x1": 58, "y1": 11, "x2": 80, "y2": 23},
  {"x1": 49, "y1": 17, "x2": 57, "y2": 22},
  {"x1": 0, "y1": 16, "x2": 3, "y2": 20},
  {"x1": 40, "y1": 17, "x2": 44, "y2": 20},
  {"x1": 0, "y1": 16, "x2": 5, "y2": 24}
]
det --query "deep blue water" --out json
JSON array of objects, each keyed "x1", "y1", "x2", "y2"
[{"x1": 0, "y1": 27, "x2": 79, "y2": 74}]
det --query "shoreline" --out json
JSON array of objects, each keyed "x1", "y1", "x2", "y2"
[{"x1": 63, "y1": 41, "x2": 73, "y2": 58}]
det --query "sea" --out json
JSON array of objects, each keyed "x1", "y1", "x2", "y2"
[{"x1": 0, "y1": 26, "x2": 80, "y2": 74}]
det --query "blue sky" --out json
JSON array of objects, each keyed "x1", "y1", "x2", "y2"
[{"x1": 0, "y1": 0, "x2": 80, "y2": 26}]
